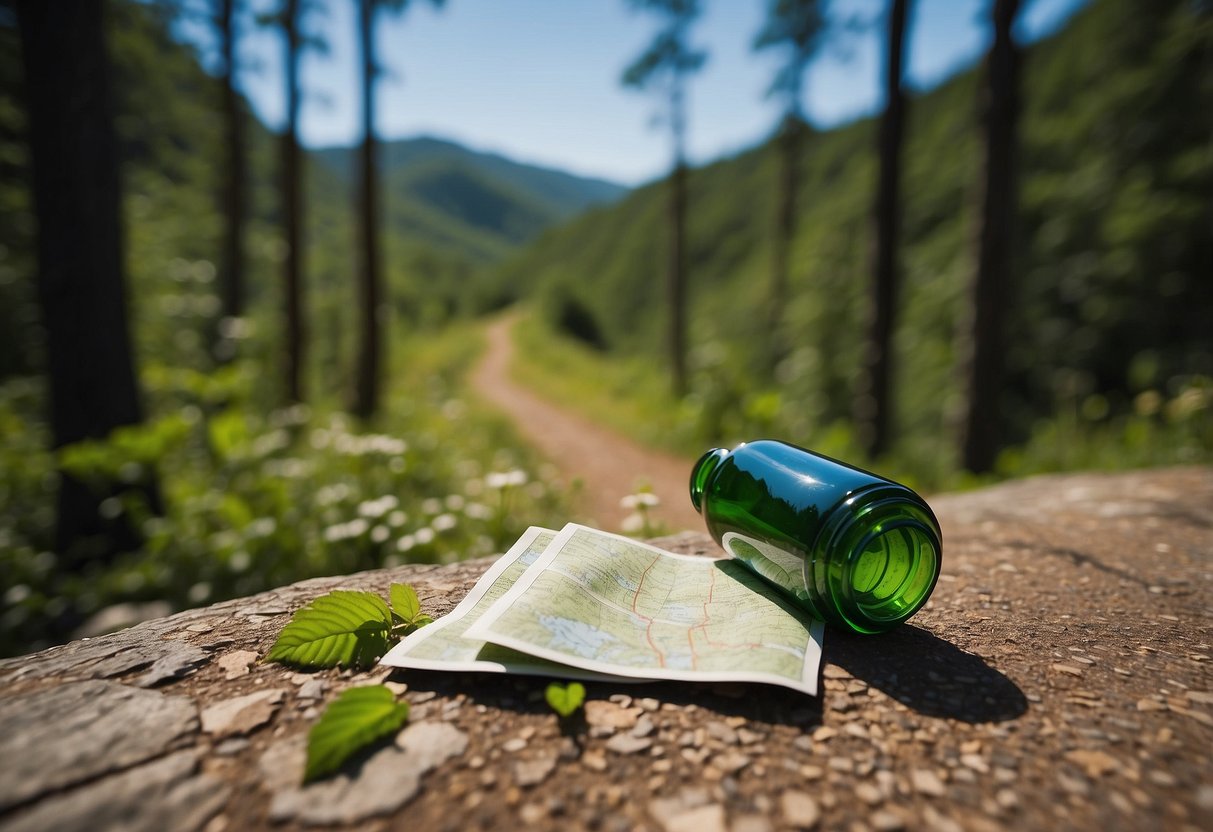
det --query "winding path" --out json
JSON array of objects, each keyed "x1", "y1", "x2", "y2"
[{"x1": 469, "y1": 314, "x2": 704, "y2": 533}]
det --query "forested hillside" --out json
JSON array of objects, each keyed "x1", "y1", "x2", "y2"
[
  {"x1": 316, "y1": 137, "x2": 624, "y2": 260},
  {"x1": 497, "y1": 0, "x2": 1212, "y2": 473},
  {"x1": 0, "y1": 1, "x2": 624, "y2": 390},
  {"x1": 0, "y1": 0, "x2": 590, "y2": 654}
]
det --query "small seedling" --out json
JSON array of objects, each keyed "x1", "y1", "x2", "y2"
[
  {"x1": 390, "y1": 582, "x2": 434, "y2": 634},
  {"x1": 267, "y1": 582, "x2": 432, "y2": 669},
  {"x1": 544, "y1": 681, "x2": 586, "y2": 719}
]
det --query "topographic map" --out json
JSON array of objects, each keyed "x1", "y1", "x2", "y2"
[
  {"x1": 462, "y1": 525, "x2": 824, "y2": 695},
  {"x1": 381, "y1": 527, "x2": 624, "y2": 681}
]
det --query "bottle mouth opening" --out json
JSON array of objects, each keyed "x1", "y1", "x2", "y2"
[{"x1": 847, "y1": 523, "x2": 939, "y2": 624}]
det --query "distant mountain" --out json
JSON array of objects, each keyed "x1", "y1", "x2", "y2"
[{"x1": 314, "y1": 137, "x2": 627, "y2": 262}]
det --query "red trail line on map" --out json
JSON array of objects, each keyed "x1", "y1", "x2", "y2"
[
  {"x1": 693, "y1": 566, "x2": 766, "y2": 652},
  {"x1": 632, "y1": 555, "x2": 666, "y2": 668}
]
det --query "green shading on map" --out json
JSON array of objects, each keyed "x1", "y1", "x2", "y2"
[
  {"x1": 381, "y1": 528, "x2": 625, "y2": 681},
  {"x1": 383, "y1": 523, "x2": 824, "y2": 696}
]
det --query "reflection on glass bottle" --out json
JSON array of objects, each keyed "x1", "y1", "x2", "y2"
[{"x1": 690, "y1": 440, "x2": 942, "y2": 634}]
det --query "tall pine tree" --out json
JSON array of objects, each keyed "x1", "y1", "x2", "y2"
[
  {"x1": 352, "y1": 0, "x2": 443, "y2": 420},
  {"x1": 216, "y1": 0, "x2": 247, "y2": 361},
  {"x1": 16, "y1": 0, "x2": 159, "y2": 565},
  {"x1": 623, "y1": 0, "x2": 706, "y2": 397},
  {"x1": 856, "y1": 0, "x2": 910, "y2": 459},
  {"x1": 957, "y1": 0, "x2": 1021, "y2": 473},
  {"x1": 753, "y1": 0, "x2": 825, "y2": 374},
  {"x1": 281, "y1": 0, "x2": 306, "y2": 402}
]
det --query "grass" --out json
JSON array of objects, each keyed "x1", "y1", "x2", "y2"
[
  {"x1": 508, "y1": 306, "x2": 704, "y2": 459},
  {"x1": 506, "y1": 306, "x2": 1213, "y2": 496},
  {"x1": 0, "y1": 316, "x2": 571, "y2": 657}
]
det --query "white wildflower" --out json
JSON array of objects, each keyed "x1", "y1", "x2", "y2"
[
  {"x1": 621, "y1": 513, "x2": 645, "y2": 533},
  {"x1": 463, "y1": 502, "x2": 492, "y2": 520}
]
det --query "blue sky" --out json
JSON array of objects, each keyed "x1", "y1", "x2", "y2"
[{"x1": 187, "y1": 0, "x2": 1090, "y2": 186}]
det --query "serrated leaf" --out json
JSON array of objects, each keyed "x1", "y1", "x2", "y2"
[
  {"x1": 267, "y1": 590, "x2": 392, "y2": 669},
  {"x1": 305, "y1": 685, "x2": 409, "y2": 782},
  {"x1": 390, "y1": 583, "x2": 421, "y2": 622},
  {"x1": 545, "y1": 681, "x2": 586, "y2": 718}
]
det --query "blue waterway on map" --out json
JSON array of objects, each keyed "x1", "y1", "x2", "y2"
[{"x1": 539, "y1": 615, "x2": 620, "y2": 659}]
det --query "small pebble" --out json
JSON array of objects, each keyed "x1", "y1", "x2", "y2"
[
  {"x1": 871, "y1": 809, "x2": 905, "y2": 831},
  {"x1": 606, "y1": 733, "x2": 652, "y2": 755},
  {"x1": 780, "y1": 791, "x2": 821, "y2": 829},
  {"x1": 911, "y1": 769, "x2": 946, "y2": 797}
]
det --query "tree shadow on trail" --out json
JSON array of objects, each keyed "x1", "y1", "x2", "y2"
[{"x1": 827, "y1": 624, "x2": 1028, "y2": 723}]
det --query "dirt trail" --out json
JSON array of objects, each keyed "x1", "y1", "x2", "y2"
[{"x1": 470, "y1": 314, "x2": 704, "y2": 533}]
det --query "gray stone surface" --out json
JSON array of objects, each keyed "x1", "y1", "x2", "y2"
[
  {"x1": 0, "y1": 468, "x2": 1208, "y2": 832},
  {"x1": 136, "y1": 642, "x2": 210, "y2": 687},
  {"x1": 268, "y1": 722, "x2": 468, "y2": 824},
  {"x1": 0, "y1": 680, "x2": 197, "y2": 812},
  {"x1": 199, "y1": 688, "x2": 285, "y2": 737},
  {"x1": 0, "y1": 750, "x2": 227, "y2": 832}
]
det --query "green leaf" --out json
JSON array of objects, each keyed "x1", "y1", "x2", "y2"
[
  {"x1": 267, "y1": 590, "x2": 393, "y2": 669},
  {"x1": 305, "y1": 685, "x2": 410, "y2": 782},
  {"x1": 544, "y1": 681, "x2": 586, "y2": 718},
  {"x1": 412, "y1": 614, "x2": 434, "y2": 628},
  {"x1": 390, "y1": 583, "x2": 421, "y2": 622}
]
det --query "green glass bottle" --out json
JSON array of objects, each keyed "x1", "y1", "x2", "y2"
[{"x1": 690, "y1": 440, "x2": 941, "y2": 634}]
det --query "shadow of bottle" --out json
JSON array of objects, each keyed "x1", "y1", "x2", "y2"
[{"x1": 825, "y1": 624, "x2": 1028, "y2": 723}]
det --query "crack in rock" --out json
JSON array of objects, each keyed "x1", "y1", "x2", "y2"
[
  {"x1": 0, "y1": 680, "x2": 197, "y2": 812},
  {"x1": 0, "y1": 749, "x2": 228, "y2": 832}
]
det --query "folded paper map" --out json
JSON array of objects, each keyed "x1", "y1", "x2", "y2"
[{"x1": 381, "y1": 524, "x2": 825, "y2": 695}]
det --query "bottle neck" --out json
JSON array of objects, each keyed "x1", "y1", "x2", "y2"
[{"x1": 689, "y1": 447, "x2": 730, "y2": 514}]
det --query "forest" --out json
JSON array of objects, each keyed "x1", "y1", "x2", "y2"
[{"x1": 0, "y1": 0, "x2": 1210, "y2": 657}]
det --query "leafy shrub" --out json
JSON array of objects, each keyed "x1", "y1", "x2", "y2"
[{"x1": 0, "y1": 331, "x2": 567, "y2": 657}]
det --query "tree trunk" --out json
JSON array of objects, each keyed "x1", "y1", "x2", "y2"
[
  {"x1": 857, "y1": 0, "x2": 909, "y2": 459},
  {"x1": 353, "y1": 0, "x2": 382, "y2": 420},
  {"x1": 282, "y1": 0, "x2": 305, "y2": 402},
  {"x1": 957, "y1": 0, "x2": 1021, "y2": 474},
  {"x1": 16, "y1": 0, "x2": 157, "y2": 565},
  {"x1": 668, "y1": 84, "x2": 689, "y2": 397},
  {"x1": 217, "y1": 0, "x2": 246, "y2": 360},
  {"x1": 767, "y1": 115, "x2": 800, "y2": 374}
]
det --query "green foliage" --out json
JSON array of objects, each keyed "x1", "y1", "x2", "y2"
[
  {"x1": 389, "y1": 582, "x2": 421, "y2": 622},
  {"x1": 389, "y1": 582, "x2": 433, "y2": 631},
  {"x1": 753, "y1": 0, "x2": 827, "y2": 107},
  {"x1": 500, "y1": 0, "x2": 1213, "y2": 483},
  {"x1": 268, "y1": 590, "x2": 394, "y2": 669},
  {"x1": 305, "y1": 685, "x2": 410, "y2": 782},
  {"x1": 621, "y1": 0, "x2": 707, "y2": 91},
  {"x1": 266, "y1": 580, "x2": 435, "y2": 669},
  {"x1": 544, "y1": 681, "x2": 586, "y2": 718},
  {"x1": 0, "y1": 321, "x2": 568, "y2": 656},
  {"x1": 509, "y1": 309, "x2": 701, "y2": 455}
]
